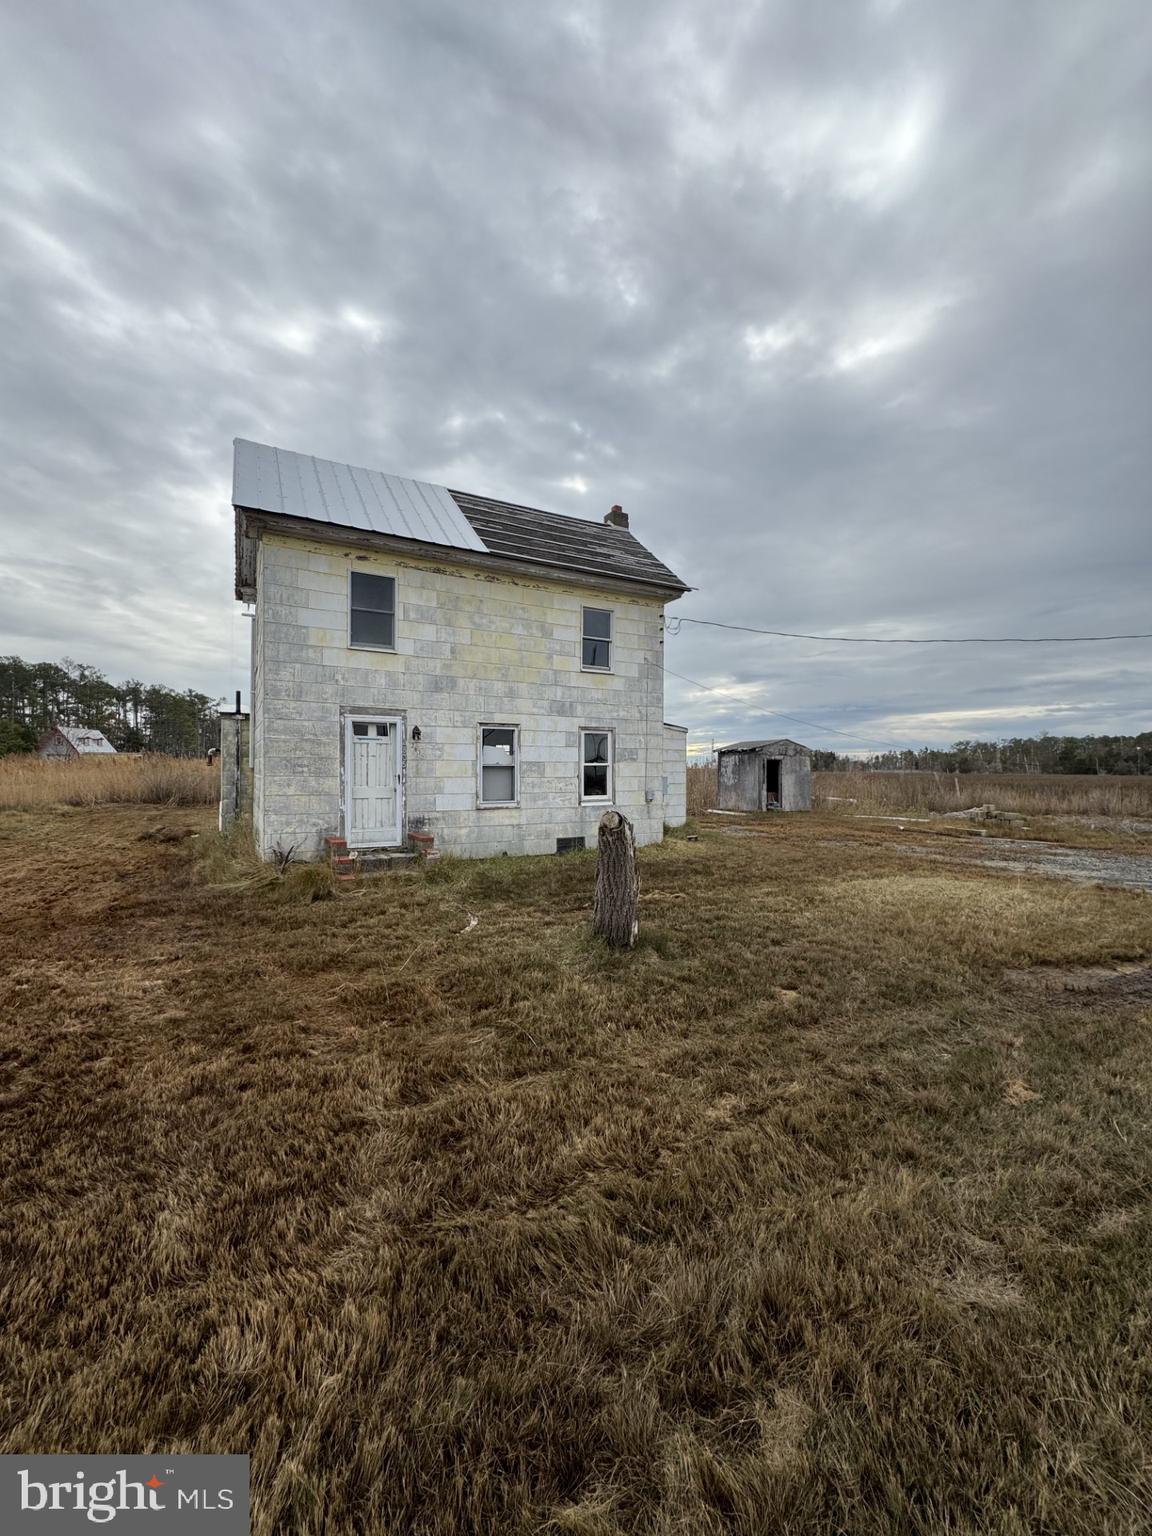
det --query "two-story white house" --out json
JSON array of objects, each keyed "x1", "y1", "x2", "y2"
[{"x1": 232, "y1": 440, "x2": 690, "y2": 861}]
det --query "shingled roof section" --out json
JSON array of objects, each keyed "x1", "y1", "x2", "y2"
[{"x1": 450, "y1": 488, "x2": 689, "y2": 594}]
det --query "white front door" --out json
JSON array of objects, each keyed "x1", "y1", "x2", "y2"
[{"x1": 345, "y1": 716, "x2": 402, "y2": 846}]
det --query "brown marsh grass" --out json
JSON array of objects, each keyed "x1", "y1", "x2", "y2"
[
  {"x1": 0, "y1": 752, "x2": 217, "y2": 809},
  {"x1": 816, "y1": 770, "x2": 1152, "y2": 818},
  {"x1": 687, "y1": 761, "x2": 1152, "y2": 820},
  {"x1": 2, "y1": 805, "x2": 1151, "y2": 1533},
  {"x1": 686, "y1": 759, "x2": 718, "y2": 815}
]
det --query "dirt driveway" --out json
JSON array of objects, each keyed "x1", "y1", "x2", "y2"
[
  {"x1": 712, "y1": 811, "x2": 1152, "y2": 893},
  {"x1": 900, "y1": 837, "x2": 1152, "y2": 892}
]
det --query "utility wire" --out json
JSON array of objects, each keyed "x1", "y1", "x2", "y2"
[
  {"x1": 662, "y1": 666, "x2": 907, "y2": 752},
  {"x1": 667, "y1": 616, "x2": 1152, "y2": 644}
]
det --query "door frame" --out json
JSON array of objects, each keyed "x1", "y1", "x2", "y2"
[
  {"x1": 763, "y1": 757, "x2": 782, "y2": 810},
  {"x1": 342, "y1": 713, "x2": 404, "y2": 847}
]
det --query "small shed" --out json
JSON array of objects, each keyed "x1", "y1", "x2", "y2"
[
  {"x1": 38, "y1": 725, "x2": 117, "y2": 759},
  {"x1": 717, "y1": 738, "x2": 812, "y2": 812}
]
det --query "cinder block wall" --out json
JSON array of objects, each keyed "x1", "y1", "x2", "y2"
[
  {"x1": 252, "y1": 532, "x2": 677, "y2": 860},
  {"x1": 662, "y1": 725, "x2": 688, "y2": 826}
]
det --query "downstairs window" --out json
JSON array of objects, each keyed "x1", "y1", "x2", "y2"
[
  {"x1": 479, "y1": 725, "x2": 518, "y2": 805},
  {"x1": 581, "y1": 729, "x2": 612, "y2": 801}
]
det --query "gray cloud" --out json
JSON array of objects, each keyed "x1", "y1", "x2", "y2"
[{"x1": 2, "y1": 0, "x2": 1149, "y2": 752}]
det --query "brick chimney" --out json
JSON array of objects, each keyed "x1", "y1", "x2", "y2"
[{"x1": 604, "y1": 504, "x2": 629, "y2": 529}]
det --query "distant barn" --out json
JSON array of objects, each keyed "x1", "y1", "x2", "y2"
[
  {"x1": 717, "y1": 739, "x2": 812, "y2": 812},
  {"x1": 37, "y1": 725, "x2": 117, "y2": 759}
]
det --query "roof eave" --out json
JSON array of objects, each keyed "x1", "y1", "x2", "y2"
[{"x1": 234, "y1": 507, "x2": 690, "y2": 603}]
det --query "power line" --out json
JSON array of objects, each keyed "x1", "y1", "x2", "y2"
[
  {"x1": 667, "y1": 616, "x2": 1152, "y2": 645},
  {"x1": 662, "y1": 666, "x2": 907, "y2": 752},
  {"x1": 661, "y1": 613, "x2": 1142, "y2": 749}
]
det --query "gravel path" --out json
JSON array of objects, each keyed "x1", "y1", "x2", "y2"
[
  {"x1": 716, "y1": 816, "x2": 1152, "y2": 893},
  {"x1": 902, "y1": 838, "x2": 1152, "y2": 892}
]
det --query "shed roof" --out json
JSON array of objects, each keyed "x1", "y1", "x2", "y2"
[
  {"x1": 54, "y1": 725, "x2": 116, "y2": 754},
  {"x1": 233, "y1": 440, "x2": 688, "y2": 596},
  {"x1": 718, "y1": 738, "x2": 812, "y2": 755}
]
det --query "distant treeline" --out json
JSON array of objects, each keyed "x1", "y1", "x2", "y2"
[
  {"x1": 0, "y1": 656, "x2": 221, "y2": 757},
  {"x1": 812, "y1": 732, "x2": 1152, "y2": 776}
]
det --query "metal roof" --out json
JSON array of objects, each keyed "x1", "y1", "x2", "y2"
[
  {"x1": 719, "y1": 739, "x2": 811, "y2": 755},
  {"x1": 233, "y1": 439, "x2": 488, "y2": 555},
  {"x1": 233, "y1": 440, "x2": 689, "y2": 596},
  {"x1": 55, "y1": 726, "x2": 116, "y2": 754}
]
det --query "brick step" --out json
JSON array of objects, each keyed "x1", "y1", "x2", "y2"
[{"x1": 326, "y1": 835, "x2": 357, "y2": 883}]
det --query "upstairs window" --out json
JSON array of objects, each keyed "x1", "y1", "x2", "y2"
[
  {"x1": 581, "y1": 730, "x2": 613, "y2": 801},
  {"x1": 350, "y1": 571, "x2": 396, "y2": 649},
  {"x1": 582, "y1": 607, "x2": 613, "y2": 670},
  {"x1": 479, "y1": 725, "x2": 518, "y2": 805}
]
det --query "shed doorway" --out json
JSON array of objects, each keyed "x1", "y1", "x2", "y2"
[{"x1": 763, "y1": 758, "x2": 781, "y2": 808}]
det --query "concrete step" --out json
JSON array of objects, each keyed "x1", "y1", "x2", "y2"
[{"x1": 352, "y1": 850, "x2": 419, "y2": 875}]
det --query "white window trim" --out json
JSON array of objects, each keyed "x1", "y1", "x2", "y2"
[
  {"x1": 581, "y1": 606, "x2": 613, "y2": 672},
  {"x1": 348, "y1": 569, "x2": 398, "y2": 653},
  {"x1": 580, "y1": 727, "x2": 614, "y2": 804},
  {"x1": 477, "y1": 722, "x2": 520, "y2": 808}
]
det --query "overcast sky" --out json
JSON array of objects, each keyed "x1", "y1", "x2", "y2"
[{"x1": 2, "y1": 0, "x2": 1149, "y2": 754}]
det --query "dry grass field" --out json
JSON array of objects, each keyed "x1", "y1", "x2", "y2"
[
  {"x1": 687, "y1": 763, "x2": 1152, "y2": 821},
  {"x1": 816, "y1": 771, "x2": 1152, "y2": 819},
  {"x1": 2, "y1": 798, "x2": 1152, "y2": 1534},
  {"x1": 0, "y1": 752, "x2": 217, "y2": 810}
]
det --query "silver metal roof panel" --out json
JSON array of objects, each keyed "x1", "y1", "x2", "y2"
[
  {"x1": 720, "y1": 739, "x2": 811, "y2": 754},
  {"x1": 57, "y1": 726, "x2": 116, "y2": 754},
  {"x1": 232, "y1": 439, "x2": 487, "y2": 554}
]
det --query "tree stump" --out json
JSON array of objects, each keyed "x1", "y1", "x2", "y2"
[{"x1": 594, "y1": 810, "x2": 639, "y2": 949}]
